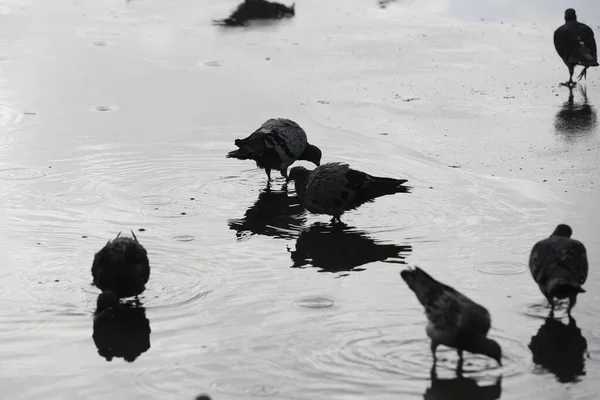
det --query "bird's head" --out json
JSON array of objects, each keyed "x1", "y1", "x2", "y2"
[
  {"x1": 552, "y1": 224, "x2": 573, "y2": 238},
  {"x1": 478, "y1": 337, "x2": 503, "y2": 366},
  {"x1": 96, "y1": 290, "x2": 119, "y2": 313},
  {"x1": 299, "y1": 144, "x2": 322, "y2": 167},
  {"x1": 565, "y1": 8, "x2": 577, "y2": 22},
  {"x1": 287, "y1": 166, "x2": 311, "y2": 184}
]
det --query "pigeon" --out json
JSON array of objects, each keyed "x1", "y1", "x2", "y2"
[
  {"x1": 287, "y1": 162, "x2": 408, "y2": 223},
  {"x1": 554, "y1": 8, "x2": 598, "y2": 87},
  {"x1": 226, "y1": 118, "x2": 322, "y2": 182},
  {"x1": 400, "y1": 266, "x2": 502, "y2": 368},
  {"x1": 529, "y1": 224, "x2": 588, "y2": 316},
  {"x1": 92, "y1": 230, "x2": 150, "y2": 304},
  {"x1": 214, "y1": 0, "x2": 295, "y2": 27}
]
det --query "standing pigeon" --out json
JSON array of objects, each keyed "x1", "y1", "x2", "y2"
[
  {"x1": 554, "y1": 8, "x2": 598, "y2": 87},
  {"x1": 226, "y1": 118, "x2": 322, "y2": 181},
  {"x1": 529, "y1": 224, "x2": 588, "y2": 316},
  {"x1": 92, "y1": 231, "x2": 150, "y2": 307},
  {"x1": 400, "y1": 266, "x2": 502, "y2": 367},
  {"x1": 287, "y1": 162, "x2": 408, "y2": 223}
]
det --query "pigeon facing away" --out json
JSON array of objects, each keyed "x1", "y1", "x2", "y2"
[
  {"x1": 554, "y1": 8, "x2": 599, "y2": 87},
  {"x1": 92, "y1": 231, "x2": 150, "y2": 308},
  {"x1": 287, "y1": 162, "x2": 408, "y2": 223},
  {"x1": 400, "y1": 267, "x2": 502, "y2": 367},
  {"x1": 529, "y1": 224, "x2": 588, "y2": 316},
  {"x1": 214, "y1": 0, "x2": 295, "y2": 27},
  {"x1": 227, "y1": 118, "x2": 322, "y2": 182}
]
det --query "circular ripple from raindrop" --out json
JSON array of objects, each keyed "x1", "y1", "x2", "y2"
[
  {"x1": 133, "y1": 195, "x2": 175, "y2": 206},
  {"x1": 173, "y1": 235, "x2": 195, "y2": 242},
  {"x1": 474, "y1": 261, "x2": 527, "y2": 275},
  {"x1": 305, "y1": 325, "x2": 528, "y2": 383},
  {"x1": 53, "y1": 193, "x2": 107, "y2": 206},
  {"x1": 211, "y1": 379, "x2": 280, "y2": 397},
  {"x1": 90, "y1": 105, "x2": 118, "y2": 112},
  {"x1": 297, "y1": 297, "x2": 335, "y2": 309},
  {"x1": 0, "y1": 168, "x2": 46, "y2": 180}
]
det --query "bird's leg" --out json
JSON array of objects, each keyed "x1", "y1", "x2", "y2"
[
  {"x1": 456, "y1": 350, "x2": 464, "y2": 377},
  {"x1": 567, "y1": 295, "x2": 577, "y2": 316},
  {"x1": 265, "y1": 168, "x2": 272, "y2": 182},
  {"x1": 548, "y1": 299, "x2": 555, "y2": 318},
  {"x1": 430, "y1": 342, "x2": 438, "y2": 367},
  {"x1": 562, "y1": 65, "x2": 576, "y2": 87},
  {"x1": 577, "y1": 66, "x2": 589, "y2": 81}
]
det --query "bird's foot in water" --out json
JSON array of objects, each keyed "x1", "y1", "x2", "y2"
[
  {"x1": 577, "y1": 67, "x2": 588, "y2": 81},
  {"x1": 560, "y1": 80, "x2": 576, "y2": 88}
]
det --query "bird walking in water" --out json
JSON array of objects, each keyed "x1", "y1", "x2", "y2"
[
  {"x1": 226, "y1": 118, "x2": 322, "y2": 182},
  {"x1": 529, "y1": 224, "x2": 588, "y2": 317},
  {"x1": 286, "y1": 162, "x2": 408, "y2": 223},
  {"x1": 400, "y1": 267, "x2": 502, "y2": 369},
  {"x1": 554, "y1": 8, "x2": 598, "y2": 87},
  {"x1": 92, "y1": 230, "x2": 150, "y2": 311}
]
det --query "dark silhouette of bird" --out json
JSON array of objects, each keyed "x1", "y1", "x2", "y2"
[
  {"x1": 290, "y1": 222, "x2": 411, "y2": 275},
  {"x1": 424, "y1": 363, "x2": 502, "y2": 400},
  {"x1": 93, "y1": 302, "x2": 151, "y2": 363},
  {"x1": 554, "y1": 8, "x2": 598, "y2": 87},
  {"x1": 214, "y1": 0, "x2": 295, "y2": 27},
  {"x1": 287, "y1": 162, "x2": 409, "y2": 223},
  {"x1": 195, "y1": 396, "x2": 212, "y2": 400},
  {"x1": 528, "y1": 315, "x2": 588, "y2": 383},
  {"x1": 529, "y1": 224, "x2": 588, "y2": 317},
  {"x1": 400, "y1": 266, "x2": 502, "y2": 368},
  {"x1": 226, "y1": 118, "x2": 321, "y2": 182},
  {"x1": 91, "y1": 230, "x2": 150, "y2": 303},
  {"x1": 228, "y1": 183, "x2": 305, "y2": 240}
]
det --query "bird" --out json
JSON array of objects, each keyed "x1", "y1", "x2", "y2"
[
  {"x1": 91, "y1": 230, "x2": 150, "y2": 306},
  {"x1": 215, "y1": 0, "x2": 295, "y2": 27},
  {"x1": 529, "y1": 224, "x2": 588, "y2": 317},
  {"x1": 554, "y1": 8, "x2": 598, "y2": 87},
  {"x1": 286, "y1": 162, "x2": 408, "y2": 223},
  {"x1": 226, "y1": 118, "x2": 322, "y2": 182},
  {"x1": 400, "y1": 266, "x2": 502, "y2": 368}
]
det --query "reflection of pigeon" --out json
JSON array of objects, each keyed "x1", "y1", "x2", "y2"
[
  {"x1": 92, "y1": 231, "x2": 150, "y2": 305},
  {"x1": 529, "y1": 316, "x2": 588, "y2": 383},
  {"x1": 287, "y1": 162, "x2": 409, "y2": 223},
  {"x1": 425, "y1": 365, "x2": 502, "y2": 400},
  {"x1": 401, "y1": 267, "x2": 502, "y2": 367},
  {"x1": 554, "y1": 8, "x2": 598, "y2": 86},
  {"x1": 554, "y1": 86, "x2": 597, "y2": 139},
  {"x1": 226, "y1": 118, "x2": 321, "y2": 182},
  {"x1": 228, "y1": 184, "x2": 305, "y2": 240},
  {"x1": 290, "y1": 222, "x2": 411, "y2": 274},
  {"x1": 214, "y1": 0, "x2": 295, "y2": 27},
  {"x1": 529, "y1": 224, "x2": 588, "y2": 316},
  {"x1": 93, "y1": 303, "x2": 151, "y2": 362}
]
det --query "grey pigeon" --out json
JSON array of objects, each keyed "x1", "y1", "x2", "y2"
[
  {"x1": 529, "y1": 224, "x2": 588, "y2": 316},
  {"x1": 554, "y1": 8, "x2": 599, "y2": 87},
  {"x1": 92, "y1": 230, "x2": 150, "y2": 308},
  {"x1": 287, "y1": 162, "x2": 408, "y2": 223},
  {"x1": 400, "y1": 267, "x2": 502, "y2": 368},
  {"x1": 226, "y1": 118, "x2": 322, "y2": 181}
]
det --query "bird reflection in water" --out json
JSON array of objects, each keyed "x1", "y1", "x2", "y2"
[
  {"x1": 228, "y1": 183, "x2": 306, "y2": 240},
  {"x1": 424, "y1": 364, "x2": 502, "y2": 400},
  {"x1": 528, "y1": 315, "x2": 588, "y2": 383},
  {"x1": 92, "y1": 298, "x2": 151, "y2": 363},
  {"x1": 289, "y1": 222, "x2": 411, "y2": 275},
  {"x1": 554, "y1": 85, "x2": 597, "y2": 141}
]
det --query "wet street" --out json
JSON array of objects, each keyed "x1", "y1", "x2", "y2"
[{"x1": 0, "y1": 0, "x2": 599, "y2": 399}]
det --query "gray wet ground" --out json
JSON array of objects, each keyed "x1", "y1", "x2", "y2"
[{"x1": 1, "y1": 0, "x2": 599, "y2": 399}]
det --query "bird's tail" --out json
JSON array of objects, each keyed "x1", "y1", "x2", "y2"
[
  {"x1": 366, "y1": 175, "x2": 409, "y2": 199},
  {"x1": 548, "y1": 278, "x2": 586, "y2": 299},
  {"x1": 569, "y1": 43, "x2": 599, "y2": 66},
  {"x1": 400, "y1": 266, "x2": 441, "y2": 307},
  {"x1": 226, "y1": 147, "x2": 257, "y2": 160}
]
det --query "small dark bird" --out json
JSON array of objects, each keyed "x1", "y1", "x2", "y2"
[
  {"x1": 195, "y1": 396, "x2": 212, "y2": 400},
  {"x1": 400, "y1": 266, "x2": 502, "y2": 368},
  {"x1": 529, "y1": 224, "x2": 588, "y2": 316},
  {"x1": 287, "y1": 162, "x2": 408, "y2": 223},
  {"x1": 554, "y1": 8, "x2": 598, "y2": 87},
  {"x1": 92, "y1": 230, "x2": 150, "y2": 302},
  {"x1": 215, "y1": 0, "x2": 295, "y2": 27},
  {"x1": 226, "y1": 118, "x2": 321, "y2": 182}
]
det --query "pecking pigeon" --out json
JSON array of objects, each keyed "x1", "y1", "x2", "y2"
[
  {"x1": 529, "y1": 224, "x2": 588, "y2": 316},
  {"x1": 226, "y1": 118, "x2": 321, "y2": 182},
  {"x1": 400, "y1": 266, "x2": 502, "y2": 368},
  {"x1": 554, "y1": 8, "x2": 599, "y2": 87},
  {"x1": 287, "y1": 162, "x2": 408, "y2": 223},
  {"x1": 214, "y1": 0, "x2": 295, "y2": 27},
  {"x1": 92, "y1": 230, "x2": 150, "y2": 308}
]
